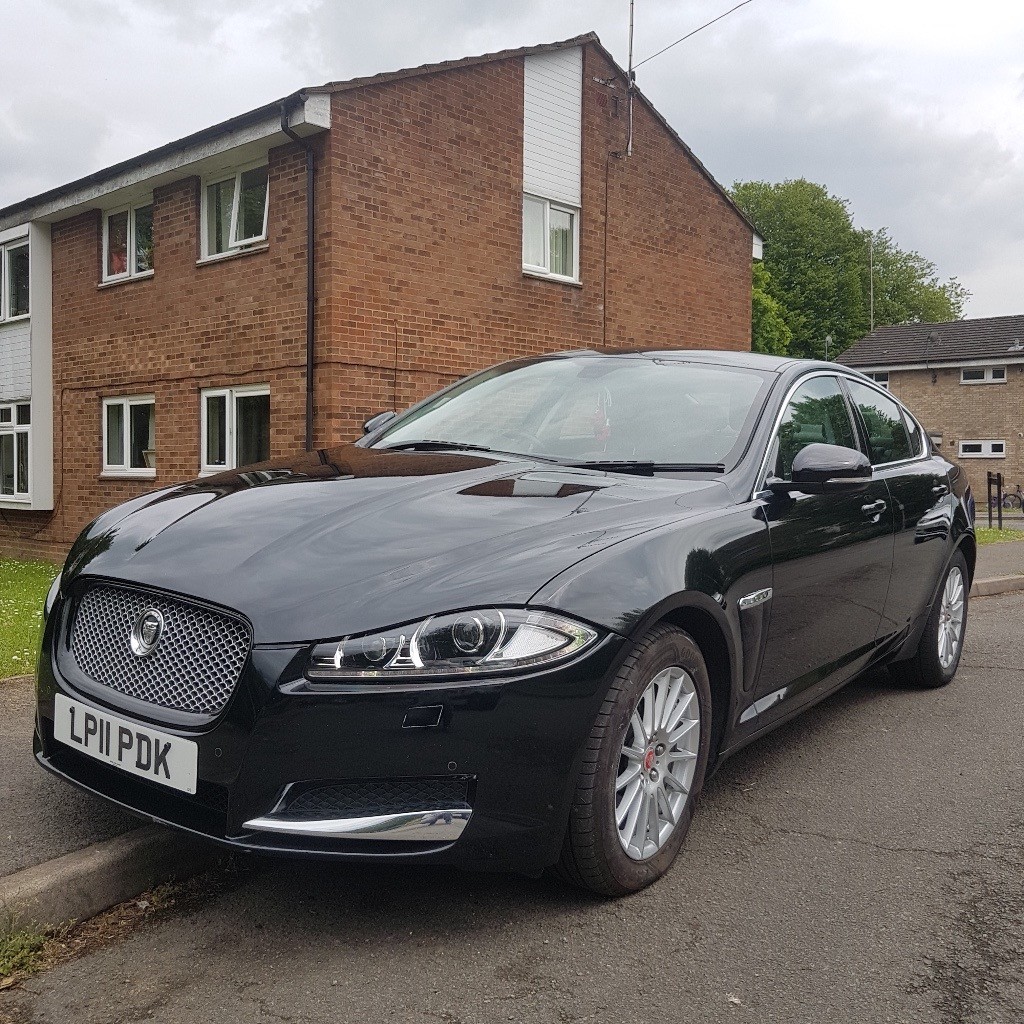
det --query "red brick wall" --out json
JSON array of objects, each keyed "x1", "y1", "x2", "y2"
[{"x1": 1, "y1": 42, "x2": 751, "y2": 562}]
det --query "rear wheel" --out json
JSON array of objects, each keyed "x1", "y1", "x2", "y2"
[
  {"x1": 557, "y1": 625, "x2": 711, "y2": 896},
  {"x1": 889, "y1": 550, "x2": 969, "y2": 689}
]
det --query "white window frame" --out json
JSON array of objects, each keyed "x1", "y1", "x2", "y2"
[
  {"x1": 101, "y1": 201, "x2": 155, "y2": 283},
  {"x1": 522, "y1": 193, "x2": 580, "y2": 283},
  {"x1": 0, "y1": 238, "x2": 30, "y2": 322},
  {"x1": 958, "y1": 439, "x2": 1006, "y2": 458},
  {"x1": 0, "y1": 401, "x2": 31, "y2": 501},
  {"x1": 865, "y1": 371, "x2": 889, "y2": 389},
  {"x1": 200, "y1": 160, "x2": 270, "y2": 260},
  {"x1": 102, "y1": 396, "x2": 156, "y2": 478},
  {"x1": 200, "y1": 385, "x2": 270, "y2": 474},
  {"x1": 960, "y1": 365, "x2": 1005, "y2": 385}
]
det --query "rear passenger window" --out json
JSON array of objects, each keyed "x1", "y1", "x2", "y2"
[
  {"x1": 773, "y1": 376, "x2": 858, "y2": 480},
  {"x1": 902, "y1": 408, "x2": 925, "y2": 457},
  {"x1": 845, "y1": 379, "x2": 912, "y2": 465}
]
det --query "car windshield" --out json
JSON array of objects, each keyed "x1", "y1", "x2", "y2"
[{"x1": 370, "y1": 356, "x2": 773, "y2": 469}]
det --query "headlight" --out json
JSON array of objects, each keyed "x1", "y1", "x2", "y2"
[
  {"x1": 43, "y1": 572, "x2": 63, "y2": 621},
  {"x1": 306, "y1": 608, "x2": 599, "y2": 680}
]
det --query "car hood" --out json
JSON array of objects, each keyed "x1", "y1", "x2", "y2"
[{"x1": 65, "y1": 445, "x2": 731, "y2": 642}]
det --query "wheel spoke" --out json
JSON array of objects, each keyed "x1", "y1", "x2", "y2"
[
  {"x1": 630, "y1": 789, "x2": 652, "y2": 853},
  {"x1": 617, "y1": 777, "x2": 644, "y2": 830},
  {"x1": 617, "y1": 761, "x2": 642, "y2": 789},
  {"x1": 621, "y1": 744, "x2": 645, "y2": 764},
  {"x1": 664, "y1": 771, "x2": 688, "y2": 794},
  {"x1": 667, "y1": 717, "x2": 698, "y2": 747},
  {"x1": 629, "y1": 711, "x2": 648, "y2": 748},
  {"x1": 658, "y1": 786, "x2": 677, "y2": 827},
  {"x1": 666, "y1": 748, "x2": 697, "y2": 763},
  {"x1": 641, "y1": 689, "x2": 655, "y2": 739},
  {"x1": 665, "y1": 688, "x2": 695, "y2": 734}
]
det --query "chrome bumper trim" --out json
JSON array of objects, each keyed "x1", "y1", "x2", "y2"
[{"x1": 242, "y1": 807, "x2": 471, "y2": 842}]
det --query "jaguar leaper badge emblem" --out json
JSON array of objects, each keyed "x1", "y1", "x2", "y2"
[{"x1": 130, "y1": 608, "x2": 165, "y2": 657}]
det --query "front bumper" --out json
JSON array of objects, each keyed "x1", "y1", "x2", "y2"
[{"x1": 35, "y1": 607, "x2": 626, "y2": 876}]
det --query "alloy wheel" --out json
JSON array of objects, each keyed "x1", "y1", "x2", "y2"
[
  {"x1": 615, "y1": 665, "x2": 701, "y2": 860},
  {"x1": 937, "y1": 566, "x2": 965, "y2": 670}
]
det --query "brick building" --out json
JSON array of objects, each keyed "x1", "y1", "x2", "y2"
[
  {"x1": 838, "y1": 315, "x2": 1024, "y2": 499},
  {"x1": 0, "y1": 34, "x2": 758, "y2": 561}
]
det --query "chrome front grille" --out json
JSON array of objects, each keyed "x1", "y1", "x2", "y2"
[{"x1": 70, "y1": 584, "x2": 250, "y2": 718}]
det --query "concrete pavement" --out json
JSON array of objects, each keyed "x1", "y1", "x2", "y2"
[{"x1": 3, "y1": 591, "x2": 1023, "y2": 1023}]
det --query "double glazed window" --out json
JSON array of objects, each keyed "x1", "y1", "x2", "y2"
[
  {"x1": 203, "y1": 164, "x2": 269, "y2": 258},
  {"x1": 0, "y1": 402, "x2": 30, "y2": 498},
  {"x1": 522, "y1": 194, "x2": 578, "y2": 281},
  {"x1": 959, "y1": 440, "x2": 1005, "y2": 458},
  {"x1": 103, "y1": 397, "x2": 156, "y2": 475},
  {"x1": 103, "y1": 203, "x2": 154, "y2": 281},
  {"x1": 201, "y1": 387, "x2": 270, "y2": 473},
  {"x1": 1, "y1": 240, "x2": 29, "y2": 320},
  {"x1": 960, "y1": 366, "x2": 1005, "y2": 384},
  {"x1": 864, "y1": 371, "x2": 889, "y2": 389}
]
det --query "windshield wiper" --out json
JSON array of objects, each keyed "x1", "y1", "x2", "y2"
[
  {"x1": 566, "y1": 460, "x2": 726, "y2": 476},
  {"x1": 380, "y1": 440, "x2": 495, "y2": 453}
]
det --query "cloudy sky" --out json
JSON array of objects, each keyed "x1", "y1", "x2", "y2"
[{"x1": 2, "y1": 0, "x2": 1022, "y2": 318}]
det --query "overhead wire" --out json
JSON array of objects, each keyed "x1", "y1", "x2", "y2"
[{"x1": 633, "y1": 0, "x2": 759, "y2": 70}]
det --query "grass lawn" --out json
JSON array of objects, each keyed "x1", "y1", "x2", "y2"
[
  {"x1": 0, "y1": 558, "x2": 60, "y2": 680},
  {"x1": 976, "y1": 527, "x2": 1023, "y2": 546}
]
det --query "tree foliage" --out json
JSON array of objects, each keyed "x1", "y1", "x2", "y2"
[
  {"x1": 751, "y1": 262, "x2": 792, "y2": 356},
  {"x1": 731, "y1": 179, "x2": 969, "y2": 359}
]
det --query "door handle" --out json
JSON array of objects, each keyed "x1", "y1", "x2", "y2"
[
  {"x1": 861, "y1": 499, "x2": 887, "y2": 516},
  {"x1": 931, "y1": 484, "x2": 949, "y2": 496}
]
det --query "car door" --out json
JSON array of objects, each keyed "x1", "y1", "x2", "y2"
[
  {"x1": 842, "y1": 378, "x2": 953, "y2": 643},
  {"x1": 753, "y1": 373, "x2": 895, "y2": 713}
]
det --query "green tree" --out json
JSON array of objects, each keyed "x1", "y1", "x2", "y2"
[
  {"x1": 861, "y1": 228, "x2": 968, "y2": 327},
  {"x1": 732, "y1": 179, "x2": 969, "y2": 358},
  {"x1": 751, "y1": 261, "x2": 792, "y2": 355}
]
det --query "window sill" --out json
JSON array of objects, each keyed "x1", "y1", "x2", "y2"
[
  {"x1": 959, "y1": 380, "x2": 1006, "y2": 385},
  {"x1": 0, "y1": 496, "x2": 32, "y2": 507},
  {"x1": 100, "y1": 470, "x2": 157, "y2": 480},
  {"x1": 0, "y1": 313, "x2": 30, "y2": 325},
  {"x1": 522, "y1": 269, "x2": 583, "y2": 289},
  {"x1": 98, "y1": 270, "x2": 155, "y2": 290},
  {"x1": 197, "y1": 244, "x2": 269, "y2": 267}
]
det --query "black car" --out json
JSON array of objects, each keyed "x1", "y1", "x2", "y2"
[{"x1": 35, "y1": 350, "x2": 973, "y2": 895}]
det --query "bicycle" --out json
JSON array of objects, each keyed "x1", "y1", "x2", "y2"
[{"x1": 990, "y1": 483, "x2": 1023, "y2": 511}]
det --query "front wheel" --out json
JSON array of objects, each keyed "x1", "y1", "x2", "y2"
[
  {"x1": 889, "y1": 551, "x2": 969, "y2": 689},
  {"x1": 557, "y1": 625, "x2": 711, "y2": 896},
  {"x1": 1003, "y1": 493, "x2": 1022, "y2": 511}
]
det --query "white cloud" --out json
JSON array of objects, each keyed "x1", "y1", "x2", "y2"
[{"x1": 1, "y1": 0, "x2": 1021, "y2": 316}]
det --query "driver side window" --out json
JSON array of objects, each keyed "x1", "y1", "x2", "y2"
[{"x1": 773, "y1": 376, "x2": 858, "y2": 480}]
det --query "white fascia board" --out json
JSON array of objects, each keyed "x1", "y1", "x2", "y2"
[
  {"x1": 28, "y1": 221, "x2": 53, "y2": 510},
  {"x1": 849, "y1": 356, "x2": 1024, "y2": 372},
  {"x1": 0, "y1": 94, "x2": 330, "y2": 231}
]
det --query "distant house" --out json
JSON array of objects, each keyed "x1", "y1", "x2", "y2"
[
  {"x1": 0, "y1": 33, "x2": 759, "y2": 561},
  {"x1": 838, "y1": 315, "x2": 1024, "y2": 499}
]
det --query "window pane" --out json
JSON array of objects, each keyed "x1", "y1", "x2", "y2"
[
  {"x1": 0, "y1": 407, "x2": 10, "y2": 423},
  {"x1": 522, "y1": 196, "x2": 545, "y2": 268},
  {"x1": 206, "y1": 180, "x2": 234, "y2": 255},
  {"x1": 16, "y1": 431, "x2": 28, "y2": 494},
  {"x1": 549, "y1": 208, "x2": 574, "y2": 277},
  {"x1": 105, "y1": 403, "x2": 125, "y2": 467},
  {"x1": 845, "y1": 379, "x2": 912, "y2": 465},
  {"x1": 8, "y1": 244, "x2": 29, "y2": 316},
  {"x1": 902, "y1": 409, "x2": 923, "y2": 457},
  {"x1": 205, "y1": 394, "x2": 227, "y2": 466},
  {"x1": 774, "y1": 376, "x2": 857, "y2": 480},
  {"x1": 134, "y1": 205, "x2": 154, "y2": 273},
  {"x1": 992, "y1": 366, "x2": 1006, "y2": 380},
  {"x1": 106, "y1": 211, "x2": 129, "y2": 276},
  {"x1": 0, "y1": 434, "x2": 13, "y2": 495},
  {"x1": 235, "y1": 166, "x2": 268, "y2": 243},
  {"x1": 129, "y1": 402, "x2": 155, "y2": 469},
  {"x1": 15, "y1": 403, "x2": 30, "y2": 425},
  {"x1": 962, "y1": 368, "x2": 984, "y2": 381},
  {"x1": 235, "y1": 393, "x2": 270, "y2": 467}
]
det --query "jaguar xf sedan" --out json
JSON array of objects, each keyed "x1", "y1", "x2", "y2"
[{"x1": 35, "y1": 350, "x2": 974, "y2": 895}]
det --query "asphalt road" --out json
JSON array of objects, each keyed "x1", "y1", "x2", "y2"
[
  {"x1": 0, "y1": 679, "x2": 137, "y2": 877},
  {"x1": 5, "y1": 592, "x2": 1023, "y2": 1024}
]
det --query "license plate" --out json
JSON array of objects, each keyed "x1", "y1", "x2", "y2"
[{"x1": 53, "y1": 694, "x2": 199, "y2": 795}]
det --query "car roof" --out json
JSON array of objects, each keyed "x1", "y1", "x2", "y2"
[{"x1": 535, "y1": 348, "x2": 812, "y2": 373}]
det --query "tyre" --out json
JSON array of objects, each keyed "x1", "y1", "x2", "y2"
[
  {"x1": 557, "y1": 624, "x2": 711, "y2": 896},
  {"x1": 1004, "y1": 493, "x2": 1022, "y2": 511},
  {"x1": 889, "y1": 550, "x2": 969, "y2": 689}
]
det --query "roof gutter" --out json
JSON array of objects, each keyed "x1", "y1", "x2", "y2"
[{"x1": 280, "y1": 93, "x2": 316, "y2": 454}]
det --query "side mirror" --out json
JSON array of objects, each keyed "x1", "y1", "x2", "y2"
[
  {"x1": 362, "y1": 411, "x2": 397, "y2": 435},
  {"x1": 768, "y1": 443, "x2": 872, "y2": 496}
]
